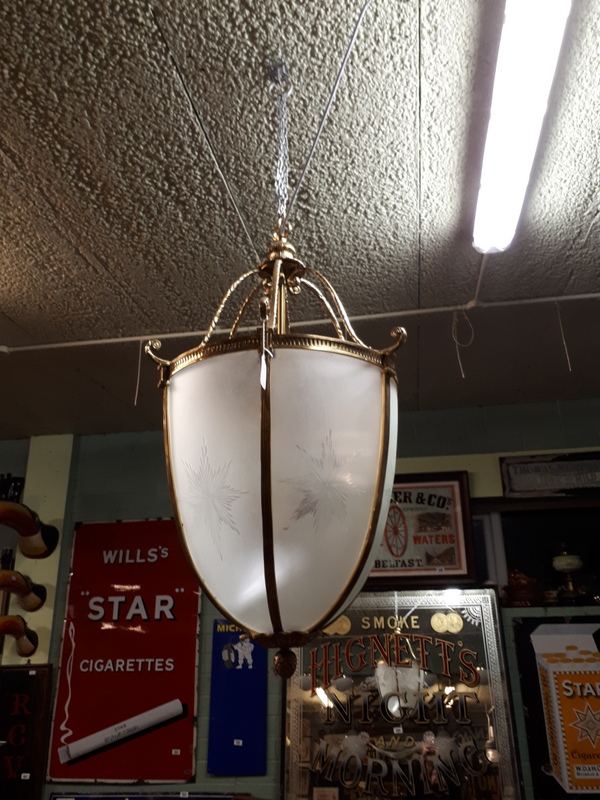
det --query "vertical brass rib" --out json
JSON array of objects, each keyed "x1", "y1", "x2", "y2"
[{"x1": 260, "y1": 326, "x2": 284, "y2": 634}]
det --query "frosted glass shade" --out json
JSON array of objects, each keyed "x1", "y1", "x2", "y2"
[{"x1": 164, "y1": 334, "x2": 397, "y2": 642}]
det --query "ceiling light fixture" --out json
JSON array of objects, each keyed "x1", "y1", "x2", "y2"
[
  {"x1": 146, "y1": 225, "x2": 404, "y2": 678},
  {"x1": 472, "y1": 0, "x2": 571, "y2": 253},
  {"x1": 148, "y1": 2, "x2": 405, "y2": 678}
]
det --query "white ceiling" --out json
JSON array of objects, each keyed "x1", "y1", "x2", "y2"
[{"x1": 1, "y1": 0, "x2": 599, "y2": 439}]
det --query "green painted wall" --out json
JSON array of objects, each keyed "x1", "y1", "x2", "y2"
[
  {"x1": 0, "y1": 438, "x2": 29, "y2": 475},
  {"x1": 397, "y1": 398, "x2": 600, "y2": 457}
]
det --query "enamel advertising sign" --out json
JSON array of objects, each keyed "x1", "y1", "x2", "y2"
[
  {"x1": 0, "y1": 665, "x2": 52, "y2": 800},
  {"x1": 531, "y1": 623, "x2": 600, "y2": 793},
  {"x1": 207, "y1": 620, "x2": 268, "y2": 775},
  {"x1": 47, "y1": 520, "x2": 200, "y2": 783}
]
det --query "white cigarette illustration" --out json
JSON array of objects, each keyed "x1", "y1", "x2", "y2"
[{"x1": 58, "y1": 698, "x2": 184, "y2": 763}]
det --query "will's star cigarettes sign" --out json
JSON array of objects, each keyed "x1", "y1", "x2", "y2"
[
  {"x1": 532, "y1": 623, "x2": 600, "y2": 793},
  {"x1": 47, "y1": 520, "x2": 200, "y2": 783}
]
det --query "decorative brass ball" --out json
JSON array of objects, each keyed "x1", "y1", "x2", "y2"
[{"x1": 273, "y1": 647, "x2": 297, "y2": 679}]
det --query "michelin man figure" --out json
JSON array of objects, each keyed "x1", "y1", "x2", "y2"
[{"x1": 233, "y1": 638, "x2": 254, "y2": 669}]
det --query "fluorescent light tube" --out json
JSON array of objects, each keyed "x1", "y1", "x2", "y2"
[{"x1": 472, "y1": 0, "x2": 572, "y2": 253}]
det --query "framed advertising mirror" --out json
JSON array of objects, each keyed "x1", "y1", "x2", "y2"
[{"x1": 284, "y1": 589, "x2": 520, "y2": 800}]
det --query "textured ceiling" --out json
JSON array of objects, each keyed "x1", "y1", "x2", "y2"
[{"x1": 0, "y1": 0, "x2": 599, "y2": 439}]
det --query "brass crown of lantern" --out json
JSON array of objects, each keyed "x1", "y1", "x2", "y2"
[{"x1": 148, "y1": 221, "x2": 406, "y2": 380}]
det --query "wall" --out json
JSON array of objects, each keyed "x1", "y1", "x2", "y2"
[
  {"x1": 4, "y1": 435, "x2": 72, "y2": 665},
  {"x1": 0, "y1": 439, "x2": 29, "y2": 475},
  {"x1": 396, "y1": 397, "x2": 600, "y2": 496},
  {"x1": 0, "y1": 438, "x2": 29, "y2": 551},
  {"x1": 397, "y1": 398, "x2": 600, "y2": 458},
  {"x1": 1, "y1": 396, "x2": 599, "y2": 797}
]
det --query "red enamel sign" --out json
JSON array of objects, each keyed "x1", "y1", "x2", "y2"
[{"x1": 47, "y1": 520, "x2": 200, "y2": 782}]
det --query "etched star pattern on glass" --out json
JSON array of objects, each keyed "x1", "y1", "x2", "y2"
[
  {"x1": 183, "y1": 441, "x2": 245, "y2": 558},
  {"x1": 290, "y1": 432, "x2": 361, "y2": 533}
]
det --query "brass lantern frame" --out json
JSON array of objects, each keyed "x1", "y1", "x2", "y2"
[{"x1": 147, "y1": 224, "x2": 406, "y2": 673}]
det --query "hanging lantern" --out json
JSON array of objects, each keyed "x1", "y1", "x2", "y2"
[
  {"x1": 147, "y1": 223, "x2": 405, "y2": 676},
  {"x1": 146, "y1": 13, "x2": 407, "y2": 674}
]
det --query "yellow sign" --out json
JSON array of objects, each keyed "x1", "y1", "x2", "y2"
[{"x1": 532, "y1": 624, "x2": 600, "y2": 793}]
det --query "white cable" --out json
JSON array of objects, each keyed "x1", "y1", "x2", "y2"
[
  {"x1": 452, "y1": 309, "x2": 475, "y2": 379},
  {"x1": 287, "y1": 0, "x2": 378, "y2": 220},
  {"x1": 133, "y1": 339, "x2": 143, "y2": 405},
  {"x1": 2, "y1": 291, "x2": 598, "y2": 355},
  {"x1": 555, "y1": 301, "x2": 572, "y2": 372},
  {"x1": 152, "y1": 10, "x2": 260, "y2": 262}
]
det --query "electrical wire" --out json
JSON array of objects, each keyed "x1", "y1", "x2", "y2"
[
  {"x1": 452, "y1": 310, "x2": 475, "y2": 379},
  {"x1": 152, "y1": 9, "x2": 260, "y2": 262},
  {"x1": 556, "y1": 301, "x2": 573, "y2": 372},
  {"x1": 286, "y1": 0, "x2": 378, "y2": 221},
  {"x1": 2, "y1": 291, "x2": 598, "y2": 355}
]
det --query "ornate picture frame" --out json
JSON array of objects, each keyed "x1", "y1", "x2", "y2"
[
  {"x1": 500, "y1": 452, "x2": 600, "y2": 498},
  {"x1": 284, "y1": 589, "x2": 521, "y2": 800},
  {"x1": 368, "y1": 471, "x2": 476, "y2": 587}
]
